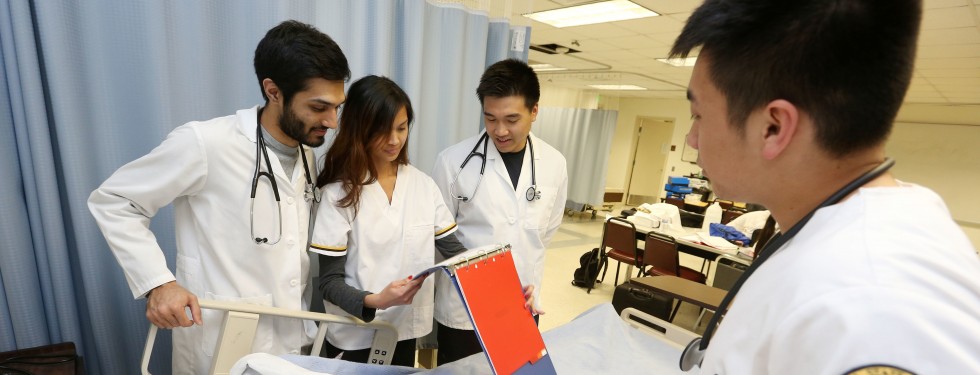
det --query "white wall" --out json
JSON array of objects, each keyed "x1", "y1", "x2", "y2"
[
  {"x1": 599, "y1": 96, "x2": 701, "y2": 195},
  {"x1": 891, "y1": 104, "x2": 980, "y2": 250},
  {"x1": 596, "y1": 96, "x2": 980, "y2": 249}
]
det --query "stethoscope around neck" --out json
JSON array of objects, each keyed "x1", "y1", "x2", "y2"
[
  {"x1": 449, "y1": 132, "x2": 540, "y2": 208},
  {"x1": 678, "y1": 158, "x2": 895, "y2": 371},
  {"x1": 249, "y1": 118, "x2": 320, "y2": 245}
]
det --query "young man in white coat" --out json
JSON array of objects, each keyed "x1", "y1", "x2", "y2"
[
  {"x1": 430, "y1": 59, "x2": 569, "y2": 365},
  {"x1": 87, "y1": 20, "x2": 349, "y2": 374},
  {"x1": 672, "y1": 0, "x2": 980, "y2": 373}
]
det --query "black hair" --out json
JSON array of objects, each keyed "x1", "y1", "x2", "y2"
[
  {"x1": 254, "y1": 20, "x2": 351, "y2": 104},
  {"x1": 670, "y1": 0, "x2": 922, "y2": 157},
  {"x1": 317, "y1": 76, "x2": 414, "y2": 212},
  {"x1": 476, "y1": 59, "x2": 540, "y2": 111}
]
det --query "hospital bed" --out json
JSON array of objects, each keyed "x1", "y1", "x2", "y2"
[
  {"x1": 229, "y1": 303, "x2": 699, "y2": 374},
  {"x1": 140, "y1": 299, "x2": 399, "y2": 375}
]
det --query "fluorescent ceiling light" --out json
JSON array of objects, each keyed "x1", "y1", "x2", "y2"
[
  {"x1": 657, "y1": 57, "x2": 698, "y2": 67},
  {"x1": 524, "y1": 0, "x2": 659, "y2": 28},
  {"x1": 530, "y1": 63, "x2": 568, "y2": 72},
  {"x1": 589, "y1": 84, "x2": 647, "y2": 91}
]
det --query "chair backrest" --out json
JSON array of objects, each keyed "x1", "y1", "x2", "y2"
[
  {"x1": 642, "y1": 231, "x2": 680, "y2": 277},
  {"x1": 664, "y1": 197, "x2": 685, "y2": 210},
  {"x1": 721, "y1": 209, "x2": 743, "y2": 224},
  {"x1": 714, "y1": 199, "x2": 734, "y2": 210},
  {"x1": 712, "y1": 254, "x2": 748, "y2": 291},
  {"x1": 602, "y1": 217, "x2": 638, "y2": 257}
]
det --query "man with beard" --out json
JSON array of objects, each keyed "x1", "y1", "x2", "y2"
[{"x1": 88, "y1": 20, "x2": 349, "y2": 374}]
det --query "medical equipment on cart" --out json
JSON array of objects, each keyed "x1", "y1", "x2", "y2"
[{"x1": 140, "y1": 299, "x2": 398, "y2": 375}]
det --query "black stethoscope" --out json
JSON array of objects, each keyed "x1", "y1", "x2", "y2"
[
  {"x1": 679, "y1": 158, "x2": 895, "y2": 371},
  {"x1": 249, "y1": 118, "x2": 320, "y2": 245},
  {"x1": 449, "y1": 132, "x2": 540, "y2": 205}
]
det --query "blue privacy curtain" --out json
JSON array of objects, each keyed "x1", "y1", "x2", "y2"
[
  {"x1": 534, "y1": 107, "x2": 618, "y2": 206},
  {"x1": 0, "y1": 0, "x2": 527, "y2": 373}
]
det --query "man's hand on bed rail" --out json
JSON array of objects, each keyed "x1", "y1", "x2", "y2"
[
  {"x1": 365, "y1": 274, "x2": 429, "y2": 310},
  {"x1": 523, "y1": 284, "x2": 545, "y2": 316},
  {"x1": 146, "y1": 281, "x2": 202, "y2": 329}
]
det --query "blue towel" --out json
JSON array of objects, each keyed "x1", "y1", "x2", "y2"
[{"x1": 709, "y1": 223, "x2": 752, "y2": 245}]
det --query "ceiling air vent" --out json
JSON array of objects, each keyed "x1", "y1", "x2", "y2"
[{"x1": 529, "y1": 43, "x2": 581, "y2": 55}]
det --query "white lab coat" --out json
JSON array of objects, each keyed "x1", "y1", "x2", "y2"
[
  {"x1": 700, "y1": 184, "x2": 980, "y2": 374},
  {"x1": 88, "y1": 106, "x2": 315, "y2": 375},
  {"x1": 431, "y1": 132, "x2": 568, "y2": 329},
  {"x1": 310, "y1": 164, "x2": 457, "y2": 350}
]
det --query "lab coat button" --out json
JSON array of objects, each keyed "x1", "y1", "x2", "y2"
[
  {"x1": 286, "y1": 197, "x2": 295, "y2": 205},
  {"x1": 286, "y1": 238, "x2": 295, "y2": 246},
  {"x1": 289, "y1": 279, "x2": 299, "y2": 287},
  {"x1": 508, "y1": 217, "x2": 516, "y2": 225}
]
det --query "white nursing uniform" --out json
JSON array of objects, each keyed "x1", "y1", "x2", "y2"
[
  {"x1": 430, "y1": 132, "x2": 568, "y2": 329},
  {"x1": 309, "y1": 164, "x2": 456, "y2": 350},
  {"x1": 88, "y1": 106, "x2": 315, "y2": 375},
  {"x1": 701, "y1": 184, "x2": 980, "y2": 374}
]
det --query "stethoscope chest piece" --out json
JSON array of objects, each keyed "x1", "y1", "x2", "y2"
[{"x1": 680, "y1": 337, "x2": 705, "y2": 371}]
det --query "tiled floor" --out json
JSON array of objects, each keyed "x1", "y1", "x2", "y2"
[{"x1": 537, "y1": 207, "x2": 712, "y2": 336}]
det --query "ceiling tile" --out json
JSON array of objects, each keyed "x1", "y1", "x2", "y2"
[
  {"x1": 943, "y1": 96, "x2": 980, "y2": 104},
  {"x1": 647, "y1": 31, "x2": 683, "y2": 46},
  {"x1": 925, "y1": 0, "x2": 974, "y2": 8},
  {"x1": 562, "y1": 23, "x2": 637, "y2": 38},
  {"x1": 905, "y1": 97, "x2": 951, "y2": 104},
  {"x1": 921, "y1": 6, "x2": 976, "y2": 29},
  {"x1": 917, "y1": 43, "x2": 980, "y2": 58},
  {"x1": 603, "y1": 34, "x2": 661, "y2": 49},
  {"x1": 915, "y1": 57, "x2": 980, "y2": 69},
  {"x1": 918, "y1": 27, "x2": 980, "y2": 45},
  {"x1": 615, "y1": 16, "x2": 686, "y2": 34},
  {"x1": 927, "y1": 77, "x2": 980, "y2": 86},
  {"x1": 916, "y1": 68, "x2": 980, "y2": 78},
  {"x1": 593, "y1": 48, "x2": 648, "y2": 60},
  {"x1": 632, "y1": 45, "x2": 675, "y2": 59},
  {"x1": 667, "y1": 12, "x2": 692, "y2": 23}
]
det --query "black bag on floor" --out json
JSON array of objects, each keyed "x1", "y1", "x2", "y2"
[
  {"x1": 611, "y1": 283, "x2": 674, "y2": 321},
  {"x1": 571, "y1": 248, "x2": 601, "y2": 289}
]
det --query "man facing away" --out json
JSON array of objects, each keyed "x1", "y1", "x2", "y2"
[
  {"x1": 88, "y1": 20, "x2": 349, "y2": 374},
  {"x1": 673, "y1": 0, "x2": 980, "y2": 373},
  {"x1": 430, "y1": 59, "x2": 569, "y2": 365}
]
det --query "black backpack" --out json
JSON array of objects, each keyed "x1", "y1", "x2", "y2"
[{"x1": 571, "y1": 248, "x2": 602, "y2": 290}]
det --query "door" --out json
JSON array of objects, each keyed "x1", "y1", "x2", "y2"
[{"x1": 626, "y1": 118, "x2": 674, "y2": 206}]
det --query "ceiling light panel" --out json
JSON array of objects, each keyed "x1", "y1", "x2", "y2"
[{"x1": 524, "y1": 0, "x2": 659, "y2": 28}]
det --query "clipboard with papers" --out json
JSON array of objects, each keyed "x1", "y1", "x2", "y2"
[{"x1": 415, "y1": 244, "x2": 556, "y2": 375}]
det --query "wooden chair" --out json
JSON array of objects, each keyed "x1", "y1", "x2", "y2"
[
  {"x1": 714, "y1": 199, "x2": 734, "y2": 211},
  {"x1": 721, "y1": 209, "x2": 743, "y2": 224},
  {"x1": 641, "y1": 231, "x2": 708, "y2": 321},
  {"x1": 597, "y1": 217, "x2": 643, "y2": 288}
]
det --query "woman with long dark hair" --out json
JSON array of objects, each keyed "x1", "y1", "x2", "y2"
[{"x1": 308, "y1": 75, "x2": 466, "y2": 366}]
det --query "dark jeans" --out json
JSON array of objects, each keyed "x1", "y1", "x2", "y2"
[
  {"x1": 323, "y1": 338, "x2": 418, "y2": 367},
  {"x1": 436, "y1": 315, "x2": 539, "y2": 365}
]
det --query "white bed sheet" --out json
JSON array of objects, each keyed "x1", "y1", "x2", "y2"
[{"x1": 233, "y1": 303, "x2": 689, "y2": 375}]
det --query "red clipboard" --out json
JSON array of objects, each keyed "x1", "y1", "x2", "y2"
[{"x1": 451, "y1": 246, "x2": 550, "y2": 375}]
